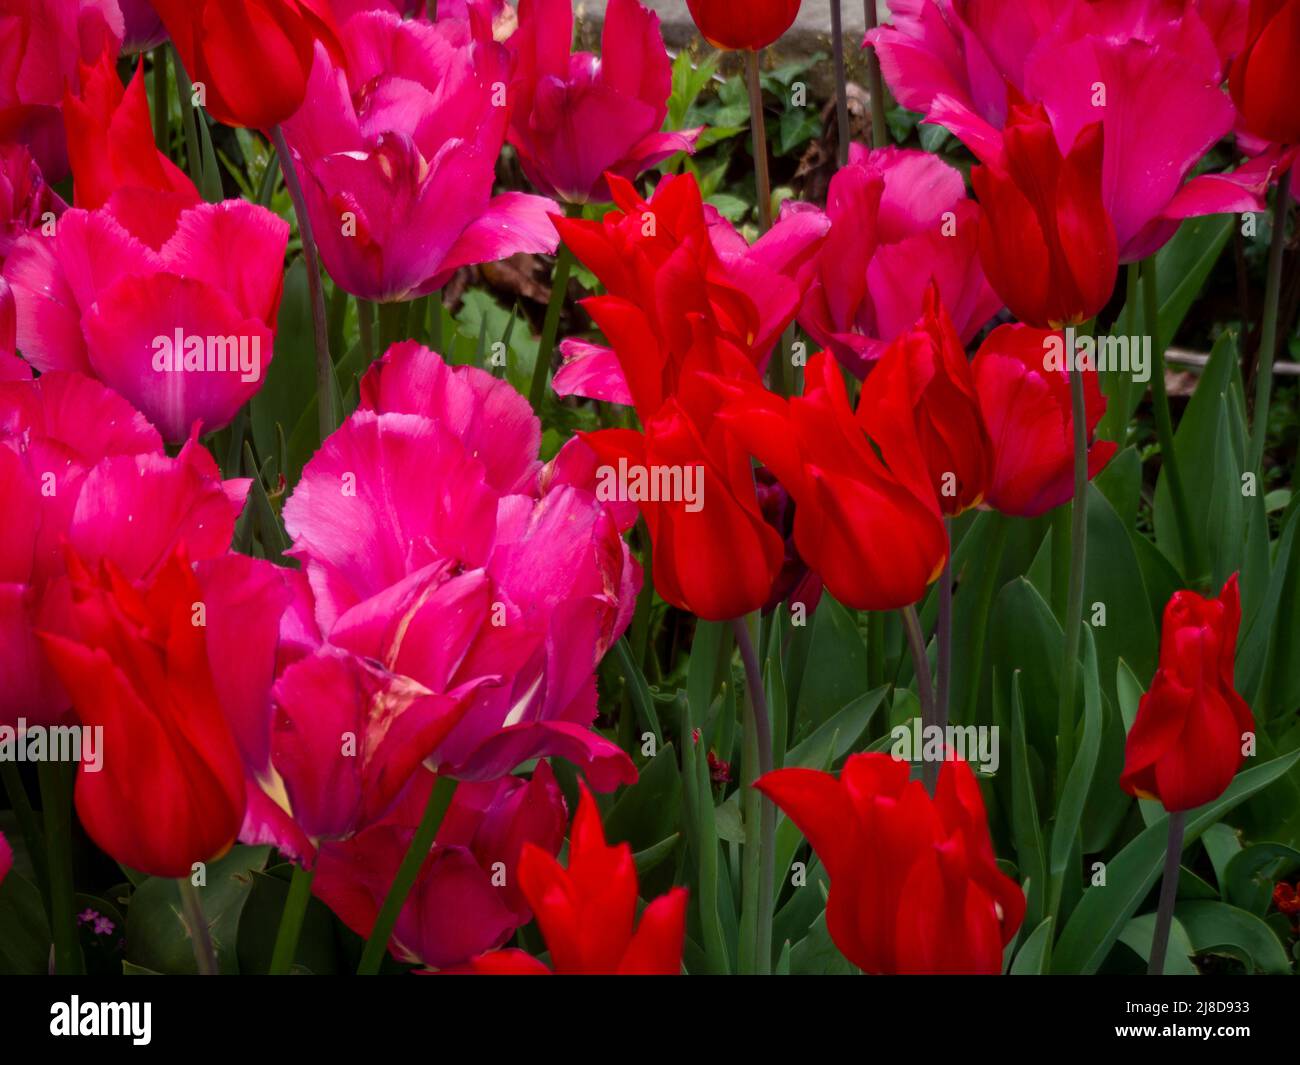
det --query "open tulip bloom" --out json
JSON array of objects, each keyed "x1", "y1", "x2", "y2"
[{"x1": 1, "y1": 0, "x2": 1299, "y2": 1010}]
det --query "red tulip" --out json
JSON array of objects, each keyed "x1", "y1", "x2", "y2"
[
  {"x1": 38, "y1": 546, "x2": 247, "y2": 878},
  {"x1": 1121, "y1": 574, "x2": 1254, "y2": 812},
  {"x1": 757, "y1": 753, "x2": 1025, "y2": 974},
  {"x1": 149, "y1": 0, "x2": 344, "y2": 130},
  {"x1": 710, "y1": 352, "x2": 948, "y2": 611},
  {"x1": 467, "y1": 782, "x2": 687, "y2": 974},
  {"x1": 970, "y1": 103, "x2": 1117, "y2": 328},
  {"x1": 1229, "y1": 0, "x2": 1300, "y2": 145},
  {"x1": 684, "y1": 0, "x2": 801, "y2": 51},
  {"x1": 859, "y1": 284, "x2": 993, "y2": 516},
  {"x1": 971, "y1": 323, "x2": 1116, "y2": 517},
  {"x1": 62, "y1": 51, "x2": 199, "y2": 212},
  {"x1": 581, "y1": 324, "x2": 785, "y2": 621}
]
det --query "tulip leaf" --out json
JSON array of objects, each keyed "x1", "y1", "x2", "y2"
[
  {"x1": 1119, "y1": 913, "x2": 1199, "y2": 974},
  {"x1": 784, "y1": 685, "x2": 887, "y2": 771},
  {"x1": 237, "y1": 867, "x2": 341, "y2": 975},
  {"x1": 252, "y1": 259, "x2": 314, "y2": 469},
  {"x1": 1199, "y1": 822, "x2": 1242, "y2": 893},
  {"x1": 792, "y1": 596, "x2": 870, "y2": 744},
  {"x1": 678, "y1": 694, "x2": 729, "y2": 974},
  {"x1": 990, "y1": 579, "x2": 1062, "y2": 766},
  {"x1": 602, "y1": 740, "x2": 680, "y2": 853},
  {"x1": 0, "y1": 871, "x2": 50, "y2": 974},
  {"x1": 614, "y1": 638, "x2": 662, "y2": 749},
  {"x1": 1223, "y1": 843, "x2": 1300, "y2": 916},
  {"x1": 1009, "y1": 917, "x2": 1053, "y2": 975},
  {"x1": 1175, "y1": 900, "x2": 1292, "y2": 974},
  {"x1": 1006, "y1": 669, "x2": 1047, "y2": 931},
  {"x1": 1051, "y1": 748, "x2": 1300, "y2": 973}
]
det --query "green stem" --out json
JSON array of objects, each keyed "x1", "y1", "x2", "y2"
[
  {"x1": 1055, "y1": 328, "x2": 1092, "y2": 802},
  {"x1": 862, "y1": 0, "x2": 889, "y2": 148},
  {"x1": 935, "y1": 518, "x2": 953, "y2": 738},
  {"x1": 272, "y1": 125, "x2": 335, "y2": 443},
  {"x1": 867, "y1": 611, "x2": 885, "y2": 692},
  {"x1": 830, "y1": 0, "x2": 850, "y2": 167},
  {"x1": 1148, "y1": 811, "x2": 1186, "y2": 975},
  {"x1": 527, "y1": 204, "x2": 581, "y2": 408},
  {"x1": 901, "y1": 604, "x2": 937, "y2": 794},
  {"x1": 1, "y1": 761, "x2": 46, "y2": 900},
  {"x1": 1247, "y1": 168, "x2": 1292, "y2": 475},
  {"x1": 38, "y1": 762, "x2": 83, "y2": 975},
  {"x1": 745, "y1": 50, "x2": 773, "y2": 232},
  {"x1": 959, "y1": 513, "x2": 1011, "y2": 725},
  {"x1": 1143, "y1": 257, "x2": 1200, "y2": 581},
  {"x1": 269, "y1": 864, "x2": 316, "y2": 975},
  {"x1": 732, "y1": 616, "x2": 774, "y2": 975},
  {"x1": 357, "y1": 775, "x2": 457, "y2": 975},
  {"x1": 178, "y1": 876, "x2": 219, "y2": 975},
  {"x1": 357, "y1": 297, "x2": 374, "y2": 366},
  {"x1": 173, "y1": 46, "x2": 202, "y2": 187},
  {"x1": 151, "y1": 46, "x2": 169, "y2": 153}
]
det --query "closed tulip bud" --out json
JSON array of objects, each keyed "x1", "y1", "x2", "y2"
[
  {"x1": 1229, "y1": 0, "x2": 1300, "y2": 146},
  {"x1": 970, "y1": 103, "x2": 1117, "y2": 328},
  {"x1": 1121, "y1": 575, "x2": 1254, "y2": 813},
  {"x1": 149, "y1": 0, "x2": 344, "y2": 130},
  {"x1": 758, "y1": 754, "x2": 1025, "y2": 974},
  {"x1": 38, "y1": 548, "x2": 247, "y2": 879},
  {"x1": 684, "y1": 0, "x2": 802, "y2": 52}
]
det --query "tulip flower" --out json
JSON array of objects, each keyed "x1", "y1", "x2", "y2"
[
  {"x1": 279, "y1": 10, "x2": 560, "y2": 302},
  {"x1": 757, "y1": 753, "x2": 1025, "y2": 974},
  {"x1": 858, "y1": 285, "x2": 992, "y2": 516},
  {"x1": 38, "y1": 547, "x2": 248, "y2": 879},
  {"x1": 0, "y1": 372, "x2": 250, "y2": 729},
  {"x1": 1230, "y1": 0, "x2": 1300, "y2": 147},
  {"x1": 1121, "y1": 575, "x2": 1254, "y2": 813},
  {"x1": 794, "y1": 145, "x2": 1002, "y2": 377},
  {"x1": 278, "y1": 342, "x2": 639, "y2": 803},
  {"x1": 149, "y1": 0, "x2": 344, "y2": 131},
  {"x1": 119, "y1": 0, "x2": 167, "y2": 52},
  {"x1": 870, "y1": 1, "x2": 1269, "y2": 261},
  {"x1": 971, "y1": 323, "x2": 1116, "y2": 518},
  {"x1": 0, "y1": 278, "x2": 19, "y2": 378},
  {"x1": 684, "y1": 0, "x2": 801, "y2": 51},
  {"x1": 312, "y1": 764, "x2": 568, "y2": 969},
  {"x1": 709, "y1": 352, "x2": 948, "y2": 612},
  {"x1": 964, "y1": 103, "x2": 1116, "y2": 329},
  {"x1": 552, "y1": 172, "x2": 826, "y2": 409},
  {"x1": 0, "y1": 143, "x2": 64, "y2": 266},
  {"x1": 467, "y1": 782, "x2": 688, "y2": 974},
  {"x1": 0, "y1": 0, "x2": 123, "y2": 182},
  {"x1": 508, "y1": 0, "x2": 701, "y2": 204}
]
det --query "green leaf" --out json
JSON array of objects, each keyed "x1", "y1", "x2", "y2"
[
  {"x1": 602, "y1": 740, "x2": 681, "y2": 852},
  {"x1": 0, "y1": 871, "x2": 50, "y2": 973},
  {"x1": 1006, "y1": 670, "x2": 1046, "y2": 930},
  {"x1": 237, "y1": 867, "x2": 341, "y2": 975},
  {"x1": 1052, "y1": 749, "x2": 1300, "y2": 973},
  {"x1": 792, "y1": 596, "x2": 870, "y2": 744},
  {"x1": 1010, "y1": 917, "x2": 1053, "y2": 974},
  {"x1": 614, "y1": 638, "x2": 662, "y2": 748},
  {"x1": 784, "y1": 686, "x2": 887, "y2": 770},
  {"x1": 1120, "y1": 913, "x2": 1199, "y2": 974},
  {"x1": 1223, "y1": 842, "x2": 1300, "y2": 915},
  {"x1": 1176, "y1": 900, "x2": 1292, "y2": 974},
  {"x1": 252, "y1": 259, "x2": 315, "y2": 471}
]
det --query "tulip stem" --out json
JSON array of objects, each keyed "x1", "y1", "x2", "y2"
[
  {"x1": 528, "y1": 204, "x2": 581, "y2": 409},
  {"x1": 269, "y1": 863, "x2": 316, "y2": 975},
  {"x1": 357, "y1": 774, "x2": 457, "y2": 975},
  {"x1": 1055, "y1": 330, "x2": 1091, "y2": 801},
  {"x1": 1247, "y1": 167, "x2": 1292, "y2": 477},
  {"x1": 959, "y1": 513, "x2": 1010, "y2": 725},
  {"x1": 151, "y1": 46, "x2": 170, "y2": 154},
  {"x1": 901, "y1": 604, "x2": 938, "y2": 794},
  {"x1": 732, "y1": 617, "x2": 775, "y2": 975},
  {"x1": 1143, "y1": 257, "x2": 1200, "y2": 582},
  {"x1": 178, "y1": 876, "x2": 219, "y2": 975},
  {"x1": 38, "y1": 761, "x2": 84, "y2": 975},
  {"x1": 745, "y1": 51, "x2": 773, "y2": 232},
  {"x1": 272, "y1": 125, "x2": 336, "y2": 444},
  {"x1": 862, "y1": 0, "x2": 889, "y2": 148},
  {"x1": 357, "y1": 298, "x2": 374, "y2": 366},
  {"x1": 1148, "y1": 810, "x2": 1186, "y2": 976},
  {"x1": 936, "y1": 518, "x2": 953, "y2": 735},
  {"x1": 830, "y1": 0, "x2": 850, "y2": 167}
]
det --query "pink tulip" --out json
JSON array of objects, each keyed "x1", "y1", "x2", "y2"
[
  {"x1": 0, "y1": 0, "x2": 123, "y2": 181},
  {"x1": 277, "y1": 342, "x2": 639, "y2": 807},
  {"x1": 507, "y1": 0, "x2": 700, "y2": 203},
  {"x1": 0, "y1": 830, "x2": 10, "y2": 886},
  {"x1": 869, "y1": 0, "x2": 1269, "y2": 261},
  {"x1": 792, "y1": 144, "x2": 1002, "y2": 377},
  {"x1": 281, "y1": 10, "x2": 559, "y2": 302},
  {"x1": 0, "y1": 143, "x2": 64, "y2": 266},
  {"x1": 0, "y1": 371, "x2": 250, "y2": 728},
  {"x1": 312, "y1": 763, "x2": 568, "y2": 969},
  {"x1": 118, "y1": 0, "x2": 166, "y2": 51}
]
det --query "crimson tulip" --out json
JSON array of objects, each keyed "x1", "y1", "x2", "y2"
[
  {"x1": 969, "y1": 103, "x2": 1117, "y2": 328},
  {"x1": 684, "y1": 0, "x2": 801, "y2": 51},
  {"x1": 757, "y1": 753, "x2": 1025, "y2": 974},
  {"x1": 1230, "y1": 0, "x2": 1300, "y2": 145},
  {"x1": 149, "y1": 0, "x2": 344, "y2": 130},
  {"x1": 971, "y1": 323, "x2": 1116, "y2": 517},
  {"x1": 1121, "y1": 575, "x2": 1254, "y2": 812},
  {"x1": 38, "y1": 547, "x2": 247, "y2": 878},
  {"x1": 710, "y1": 352, "x2": 948, "y2": 612},
  {"x1": 467, "y1": 782, "x2": 688, "y2": 974},
  {"x1": 859, "y1": 284, "x2": 993, "y2": 516}
]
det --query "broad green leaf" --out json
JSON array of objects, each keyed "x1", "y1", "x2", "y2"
[
  {"x1": 1176, "y1": 900, "x2": 1292, "y2": 974},
  {"x1": 1010, "y1": 917, "x2": 1053, "y2": 974}
]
